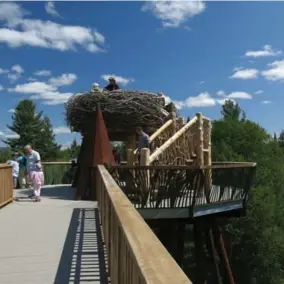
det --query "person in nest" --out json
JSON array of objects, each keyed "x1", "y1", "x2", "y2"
[{"x1": 103, "y1": 77, "x2": 120, "y2": 91}]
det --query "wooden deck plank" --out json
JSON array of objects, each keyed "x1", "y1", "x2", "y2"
[{"x1": 0, "y1": 185, "x2": 108, "y2": 284}]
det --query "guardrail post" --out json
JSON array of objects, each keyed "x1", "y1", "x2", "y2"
[{"x1": 196, "y1": 113, "x2": 204, "y2": 168}]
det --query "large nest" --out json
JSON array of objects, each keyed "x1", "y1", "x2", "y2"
[{"x1": 65, "y1": 90, "x2": 174, "y2": 134}]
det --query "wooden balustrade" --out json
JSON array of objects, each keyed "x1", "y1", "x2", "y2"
[
  {"x1": 96, "y1": 165, "x2": 191, "y2": 284},
  {"x1": 0, "y1": 164, "x2": 13, "y2": 208},
  {"x1": 149, "y1": 116, "x2": 199, "y2": 165},
  {"x1": 109, "y1": 163, "x2": 257, "y2": 210}
]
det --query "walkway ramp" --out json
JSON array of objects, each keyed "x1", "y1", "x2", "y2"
[{"x1": 0, "y1": 185, "x2": 107, "y2": 284}]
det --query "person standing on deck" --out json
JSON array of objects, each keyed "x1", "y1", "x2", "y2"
[
  {"x1": 6, "y1": 153, "x2": 19, "y2": 189},
  {"x1": 136, "y1": 127, "x2": 150, "y2": 163},
  {"x1": 18, "y1": 153, "x2": 27, "y2": 189},
  {"x1": 24, "y1": 145, "x2": 44, "y2": 202},
  {"x1": 103, "y1": 77, "x2": 120, "y2": 91}
]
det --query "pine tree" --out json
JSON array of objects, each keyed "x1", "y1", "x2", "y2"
[
  {"x1": 221, "y1": 100, "x2": 242, "y2": 120},
  {"x1": 69, "y1": 138, "x2": 80, "y2": 159},
  {"x1": 5, "y1": 100, "x2": 44, "y2": 152},
  {"x1": 5, "y1": 99, "x2": 60, "y2": 160},
  {"x1": 40, "y1": 116, "x2": 61, "y2": 160}
]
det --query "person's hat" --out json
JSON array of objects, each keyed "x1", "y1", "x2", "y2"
[{"x1": 108, "y1": 77, "x2": 115, "y2": 81}]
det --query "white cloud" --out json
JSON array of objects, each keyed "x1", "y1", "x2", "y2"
[
  {"x1": 8, "y1": 81, "x2": 56, "y2": 94},
  {"x1": 174, "y1": 92, "x2": 216, "y2": 109},
  {"x1": 8, "y1": 109, "x2": 15, "y2": 113},
  {"x1": 230, "y1": 68, "x2": 259, "y2": 79},
  {"x1": 53, "y1": 126, "x2": 71, "y2": 134},
  {"x1": 49, "y1": 73, "x2": 77, "y2": 86},
  {"x1": 199, "y1": 80, "x2": 205, "y2": 84},
  {"x1": 0, "y1": 3, "x2": 105, "y2": 53},
  {"x1": 0, "y1": 68, "x2": 9, "y2": 74},
  {"x1": 261, "y1": 100, "x2": 271, "y2": 104},
  {"x1": 0, "y1": 130, "x2": 19, "y2": 139},
  {"x1": 101, "y1": 74, "x2": 134, "y2": 86},
  {"x1": 216, "y1": 90, "x2": 226, "y2": 97},
  {"x1": 8, "y1": 73, "x2": 21, "y2": 82},
  {"x1": 45, "y1": 2, "x2": 60, "y2": 18},
  {"x1": 261, "y1": 60, "x2": 284, "y2": 82},
  {"x1": 27, "y1": 77, "x2": 37, "y2": 82},
  {"x1": 227, "y1": 91, "x2": 252, "y2": 99},
  {"x1": 8, "y1": 70, "x2": 77, "y2": 105},
  {"x1": 141, "y1": 1, "x2": 206, "y2": 28},
  {"x1": 31, "y1": 91, "x2": 73, "y2": 105},
  {"x1": 245, "y1": 45, "x2": 282, "y2": 57},
  {"x1": 11, "y1": 64, "x2": 24, "y2": 73},
  {"x1": 34, "y1": 70, "x2": 52, "y2": 77},
  {"x1": 162, "y1": 89, "x2": 252, "y2": 110},
  {"x1": 0, "y1": 84, "x2": 3, "y2": 91},
  {"x1": 255, "y1": 90, "x2": 264, "y2": 94}
]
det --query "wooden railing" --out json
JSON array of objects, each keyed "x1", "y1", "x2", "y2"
[
  {"x1": 148, "y1": 115, "x2": 199, "y2": 165},
  {"x1": 96, "y1": 165, "x2": 192, "y2": 284},
  {"x1": 109, "y1": 163, "x2": 256, "y2": 211},
  {"x1": 0, "y1": 164, "x2": 13, "y2": 208}
]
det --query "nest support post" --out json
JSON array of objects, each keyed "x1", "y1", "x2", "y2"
[{"x1": 193, "y1": 218, "x2": 235, "y2": 284}]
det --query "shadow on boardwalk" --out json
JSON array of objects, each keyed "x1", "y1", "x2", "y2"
[{"x1": 54, "y1": 207, "x2": 109, "y2": 284}]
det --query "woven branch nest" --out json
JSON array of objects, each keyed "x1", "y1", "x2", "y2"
[{"x1": 65, "y1": 90, "x2": 176, "y2": 134}]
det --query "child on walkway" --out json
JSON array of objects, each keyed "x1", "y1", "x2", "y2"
[
  {"x1": 29, "y1": 162, "x2": 44, "y2": 202},
  {"x1": 6, "y1": 153, "x2": 19, "y2": 189}
]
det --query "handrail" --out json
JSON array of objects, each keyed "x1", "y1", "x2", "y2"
[
  {"x1": 42, "y1": 162, "x2": 72, "y2": 165},
  {"x1": 149, "y1": 116, "x2": 198, "y2": 164},
  {"x1": 96, "y1": 165, "x2": 192, "y2": 283},
  {"x1": 110, "y1": 162, "x2": 257, "y2": 170},
  {"x1": 0, "y1": 164, "x2": 13, "y2": 208},
  {"x1": 133, "y1": 119, "x2": 173, "y2": 155}
]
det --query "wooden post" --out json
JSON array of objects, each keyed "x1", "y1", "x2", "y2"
[
  {"x1": 196, "y1": 113, "x2": 204, "y2": 168},
  {"x1": 140, "y1": 148, "x2": 150, "y2": 203},
  {"x1": 203, "y1": 119, "x2": 212, "y2": 167},
  {"x1": 126, "y1": 149, "x2": 135, "y2": 166},
  {"x1": 126, "y1": 132, "x2": 136, "y2": 165},
  {"x1": 177, "y1": 117, "x2": 184, "y2": 129},
  {"x1": 140, "y1": 148, "x2": 150, "y2": 166},
  {"x1": 170, "y1": 111, "x2": 177, "y2": 135}
]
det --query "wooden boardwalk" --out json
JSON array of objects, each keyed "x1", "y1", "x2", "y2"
[{"x1": 0, "y1": 185, "x2": 108, "y2": 284}]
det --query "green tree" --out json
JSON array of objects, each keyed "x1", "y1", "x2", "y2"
[
  {"x1": 40, "y1": 116, "x2": 61, "y2": 161},
  {"x1": 4, "y1": 99, "x2": 60, "y2": 160},
  {"x1": 221, "y1": 100, "x2": 242, "y2": 120},
  {"x1": 68, "y1": 138, "x2": 80, "y2": 159},
  {"x1": 278, "y1": 130, "x2": 284, "y2": 147},
  {"x1": 4, "y1": 100, "x2": 44, "y2": 152},
  {"x1": 211, "y1": 102, "x2": 284, "y2": 284}
]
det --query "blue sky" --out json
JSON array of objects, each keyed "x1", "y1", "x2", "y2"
[{"x1": 0, "y1": 1, "x2": 284, "y2": 148}]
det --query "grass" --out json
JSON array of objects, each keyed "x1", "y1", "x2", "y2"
[{"x1": 43, "y1": 164, "x2": 76, "y2": 185}]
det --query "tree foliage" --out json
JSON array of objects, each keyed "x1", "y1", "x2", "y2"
[
  {"x1": 212, "y1": 100, "x2": 284, "y2": 284},
  {"x1": 4, "y1": 99, "x2": 60, "y2": 160}
]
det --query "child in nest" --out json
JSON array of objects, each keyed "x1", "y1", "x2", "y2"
[{"x1": 29, "y1": 162, "x2": 44, "y2": 202}]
